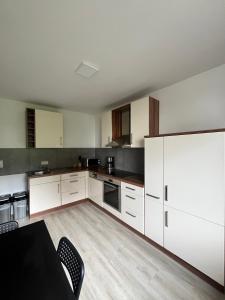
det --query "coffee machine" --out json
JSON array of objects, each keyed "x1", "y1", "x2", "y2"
[{"x1": 106, "y1": 156, "x2": 114, "y2": 170}]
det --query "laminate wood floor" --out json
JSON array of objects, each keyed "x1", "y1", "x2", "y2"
[{"x1": 28, "y1": 202, "x2": 225, "y2": 300}]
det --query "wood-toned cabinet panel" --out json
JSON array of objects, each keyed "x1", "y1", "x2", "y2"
[
  {"x1": 164, "y1": 205, "x2": 224, "y2": 285},
  {"x1": 164, "y1": 132, "x2": 225, "y2": 225},
  {"x1": 35, "y1": 110, "x2": 63, "y2": 148}
]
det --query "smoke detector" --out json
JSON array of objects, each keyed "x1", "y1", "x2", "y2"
[{"x1": 75, "y1": 61, "x2": 99, "y2": 78}]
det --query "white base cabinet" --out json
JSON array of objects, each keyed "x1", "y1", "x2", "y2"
[
  {"x1": 88, "y1": 177, "x2": 103, "y2": 207},
  {"x1": 164, "y1": 205, "x2": 224, "y2": 285},
  {"x1": 30, "y1": 176, "x2": 61, "y2": 214},
  {"x1": 121, "y1": 182, "x2": 144, "y2": 233},
  {"x1": 29, "y1": 171, "x2": 88, "y2": 214}
]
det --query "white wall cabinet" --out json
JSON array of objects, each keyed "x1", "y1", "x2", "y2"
[
  {"x1": 121, "y1": 182, "x2": 144, "y2": 233},
  {"x1": 101, "y1": 110, "x2": 112, "y2": 147},
  {"x1": 164, "y1": 205, "x2": 224, "y2": 285},
  {"x1": 88, "y1": 177, "x2": 103, "y2": 207},
  {"x1": 29, "y1": 175, "x2": 61, "y2": 214},
  {"x1": 35, "y1": 109, "x2": 63, "y2": 148},
  {"x1": 144, "y1": 137, "x2": 164, "y2": 246},
  {"x1": 131, "y1": 97, "x2": 149, "y2": 147}
]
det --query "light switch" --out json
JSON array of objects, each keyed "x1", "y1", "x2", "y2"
[{"x1": 0, "y1": 160, "x2": 3, "y2": 168}]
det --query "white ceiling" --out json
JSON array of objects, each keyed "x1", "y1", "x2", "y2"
[{"x1": 0, "y1": 0, "x2": 225, "y2": 113}]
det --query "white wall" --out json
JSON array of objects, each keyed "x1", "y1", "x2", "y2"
[
  {"x1": 150, "y1": 64, "x2": 225, "y2": 134},
  {"x1": 0, "y1": 174, "x2": 27, "y2": 195},
  {"x1": 0, "y1": 98, "x2": 97, "y2": 148}
]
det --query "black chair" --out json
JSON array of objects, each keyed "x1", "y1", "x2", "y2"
[
  {"x1": 57, "y1": 237, "x2": 85, "y2": 299},
  {"x1": 0, "y1": 221, "x2": 19, "y2": 235}
]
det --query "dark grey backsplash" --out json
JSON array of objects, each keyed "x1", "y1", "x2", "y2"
[
  {"x1": 0, "y1": 148, "x2": 95, "y2": 176},
  {"x1": 0, "y1": 147, "x2": 144, "y2": 176},
  {"x1": 95, "y1": 148, "x2": 144, "y2": 175}
]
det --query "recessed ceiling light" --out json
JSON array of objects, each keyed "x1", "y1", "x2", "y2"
[{"x1": 75, "y1": 61, "x2": 99, "y2": 78}]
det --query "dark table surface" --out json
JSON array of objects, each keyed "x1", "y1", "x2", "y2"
[{"x1": 0, "y1": 220, "x2": 75, "y2": 300}]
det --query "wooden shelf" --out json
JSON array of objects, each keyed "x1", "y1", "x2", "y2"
[{"x1": 26, "y1": 108, "x2": 35, "y2": 148}]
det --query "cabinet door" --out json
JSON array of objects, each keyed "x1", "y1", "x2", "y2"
[
  {"x1": 164, "y1": 132, "x2": 225, "y2": 226},
  {"x1": 35, "y1": 110, "x2": 63, "y2": 148},
  {"x1": 145, "y1": 137, "x2": 164, "y2": 202},
  {"x1": 30, "y1": 181, "x2": 61, "y2": 214},
  {"x1": 145, "y1": 137, "x2": 164, "y2": 245},
  {"x1": 164, "y1": 205, "x2": 224, "y2": 285},
  {"x1": 145, "y1": 196, "x2": 164, "y2": 246},
  {"x1": 88, "y1": 177, "x2": 103, "y2": 206},
  {"x1": 131, "y1": 97, "x2": 149, "y2": 147},
  {"x1": 101, "y1": 111, "x2": 112, "y2": 147},
  {"x1": 121, "y1": 188, "x2": 144, "y2": 233},
  {"x1": 61, "y1": 177, "x2": 86, "y2": 205}
]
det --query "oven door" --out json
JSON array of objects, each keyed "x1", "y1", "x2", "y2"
[{"x1": 103, "y1": 181, "x2": 121, "y2": 212}]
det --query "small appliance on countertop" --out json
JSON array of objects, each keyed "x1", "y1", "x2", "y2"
[
  {"x1": 106, "y1": 156, "x2": 114, "y2": 170},
  {"x1": 81, "y1": 157, "x2": 101, "y2": 168}
]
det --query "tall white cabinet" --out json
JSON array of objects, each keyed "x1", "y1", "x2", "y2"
[
  {"x1": 145, "y1": 132, "x2": 225, "y2": 285},
  {"x1": 145, "y1": 137, "x2": 164, "y2": 246}
]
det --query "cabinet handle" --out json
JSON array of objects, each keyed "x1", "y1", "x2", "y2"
[
  {"x1": 146, "y1": 193, "x2": 160, "y2": 199},
  {"x1": 70, "y1": 180, "x2": 78, "y2": 183},
  {"x1": 126, "y1": 211, "x2": 136, "y2": 218},
  {"x1": 130, "y1": 133, "x2": 133, "y2": 144},
  {"x1": 70, "y1": 174, "x2": 78, "y2": 177},
  {"x1": 165, "y1": 211, "x2": 168, "y2": 227},
  {"x1": 58, "y1": 184, "x2": 60, "y2": 193},
  {"x1": 126, "y1": 195, "x2": 135, "y2": 200},
  {"x1": 126, "y1": 186, "x2": 135, "y2": 191},
  {"x1": 165, "y1": 185, "x2": 168, "y2": 201},
  {"x1": 70, "y1": 192, "x2": 78, "y2": 195}
]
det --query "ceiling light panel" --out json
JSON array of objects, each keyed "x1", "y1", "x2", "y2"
[{"x1": 75, "y1": 61, "x2": 99, "y2": 78}]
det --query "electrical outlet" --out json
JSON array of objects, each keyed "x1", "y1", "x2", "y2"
[
  {"x1": 41, "y1": 161, "x2": 48, "y2": 166},
  {"x1": 0, "y1": 160, "x2": 3, "y2": 168}
]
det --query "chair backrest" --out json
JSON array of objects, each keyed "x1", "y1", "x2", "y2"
[
  {"x1": 0, "y1": 221, "x2": 19, "y2": 235},
  {"x1": 57, "y1": 237, "x2": 85, "y2": 299}
]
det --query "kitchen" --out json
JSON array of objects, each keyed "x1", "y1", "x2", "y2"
[{"x1": 0, "y1": 1, "x2": 225, "y2": 300}]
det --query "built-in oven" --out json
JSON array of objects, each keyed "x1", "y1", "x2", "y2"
[
  {"x1": 103, "y1": 178, "x2": 121, "y2": 212},
  {"x1": 89, "y1": 172, "x2": 121, "y2": 212}
]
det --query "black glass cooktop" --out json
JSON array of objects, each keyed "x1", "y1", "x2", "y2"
[{"x1": 104, "y1": 168, "x2": 144, "y2": 182}]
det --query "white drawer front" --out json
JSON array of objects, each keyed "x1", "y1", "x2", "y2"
[
  {"x1": 61, "y1": 171, "x2": 87, "y2": 181},
  {"x1": 61, "y1": 178, "x2": 85, "y2": 193},
  {"x1": 29, "y1": 175, "x2": 60, "y2": 186},
  {"x1": 61, "y1": 190, "x2": 85, "y2": 205},
  {"x1": 123, "y1": 209, "x2": 144, "y2": 233},
  {"x1": 121, "y1": 190, "x2": 144, "y2": 233},
  {"x1": 121, "y1": 182, "x2": 144, "y2": 197},
  {"x1": 122, "y1": 190, "x2": 144, "y2": 216}
]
